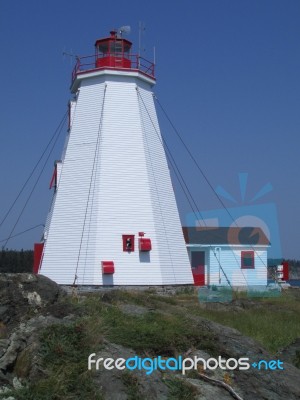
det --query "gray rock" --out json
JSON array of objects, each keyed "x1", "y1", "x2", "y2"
[
  {"x1": 0, "y1": 274, "x2": 69, "y2": 388},
  {"x1": 0, "y1": 273, "x2": 65, "y2": 334},
  {"x1": 201, "y1": 318, "x2": 300, "y2": 400},
  {"x1": 278, "y1": 338, "x2": 300, "y2": 367},
  {"x1": 92, "y1": 341, "x2": 169, "y2": 400}
]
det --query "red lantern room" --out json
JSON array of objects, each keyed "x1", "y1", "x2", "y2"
[{"x1": 95, "y1": 30, "x2": 132, "y2": 69}]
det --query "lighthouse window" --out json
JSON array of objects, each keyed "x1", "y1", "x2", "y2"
[
  {"x1": 110, "y1": 41, "x2": 122, "y2": 54},
  {"x1": 124, "y1": 44, "x2": 130, "y2": 55},
  {"x1": 241, "y1": 251, "x2": 255, "y2": 269},
  {"x1": 99, "y1": 44, "x2": 109, "y2": 55}
]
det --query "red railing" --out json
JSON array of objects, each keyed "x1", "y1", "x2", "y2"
[{"x1": 71, "y1": 53, "x2": 155, "y2": 83}]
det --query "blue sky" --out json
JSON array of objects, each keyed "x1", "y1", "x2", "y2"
[{"x1": 0, "y1": 0, "x2": 299, "y2": 259}]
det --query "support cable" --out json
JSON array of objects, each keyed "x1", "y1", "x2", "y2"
[
  {"x1": 2, "y1": 113, "x2": 68, "y2": 249},
  {"x1": 137, "y1": 89, "x2": 234, "y2": 288},
  {"x1": 162, "y1": 136, "x2": 235, "y2": 287},
  {"x1": 155, "y1": 97, "x2": 239, "y2": 220},
  {"x1": 0, "y1": 111, "x2": 68, "y2": 230},
  {"x1": 156, "y1": 95, "x2": 247, "y2": 286},
  {"x1": 0, "y1": 224, "x2": 44, "y2": 244},
  {"x1": 137, "y1": 87, "x2": 178, "y2": 283},
  {"x1": 155, "y1": 96, "x2": 268, "y2": 272},
  {"x1": 74, "y1": 84, "x2": 107, "y2": 286}
]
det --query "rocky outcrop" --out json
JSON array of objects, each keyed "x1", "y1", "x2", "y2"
[
  {"x1": 0, "y1": 273, "x2": 65, "y2": 333},
  {"x1": 0, "y1": 274, "x2": 71, "y2": 390},
  {"x1": 278, "y1": 338, "x2": 300, "y2": 367},
  {"x1": 0, "y1": 274, "x2": 299, "y2": 400}
]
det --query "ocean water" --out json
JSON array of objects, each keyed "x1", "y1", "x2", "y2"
[
  {"x1": 288, "y1": 279, "x2": 300, "y2": 287},
  {"x1": 268, "y1": 279, "x2": 300, "y2": 287}
]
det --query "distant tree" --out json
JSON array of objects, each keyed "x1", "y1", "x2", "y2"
[{"x1": 0, "y1": 249, "x2": 33, "y2": 273}]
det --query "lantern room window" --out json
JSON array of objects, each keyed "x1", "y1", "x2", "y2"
[
  {"x1": 98, "y1": 43, "x2": 109, "y2": 54},
  {"x1": 241, "y1": 251, "x2": 255, "y2": 269},
  {"x1": 110, "y1": 41, "x2": 122, "y2": 54}
]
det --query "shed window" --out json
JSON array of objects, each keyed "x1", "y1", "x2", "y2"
[{"x1": 241, "y1": 251, "x2": 254, "y2": 269}]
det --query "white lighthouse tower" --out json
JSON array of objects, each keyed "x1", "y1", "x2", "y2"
[{"x1": 35, "y1": 30, "x2": 193, "y2": 286}]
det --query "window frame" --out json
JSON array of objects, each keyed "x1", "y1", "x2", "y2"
[
  {"x1": 122, "y1": 234, "x2": 135, "y2": 252},
  {"x1": 241, "y1": 251, "x2": 255, "y2": 269}
]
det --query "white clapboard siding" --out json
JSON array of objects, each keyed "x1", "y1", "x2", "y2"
[
  {"x1": 208, "y1": 246, "x2": 268, "y2": 286},
  {"x1": 40, "y1": 70, "x2": 193, "y2": 285}
]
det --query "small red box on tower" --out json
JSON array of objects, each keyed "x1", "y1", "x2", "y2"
[
  {"x1": 139, "y1": 238, "x2": 152, "y2": 251},
  {"x1": 102, "y1": 261, "x2": 115, "y2": 274}
]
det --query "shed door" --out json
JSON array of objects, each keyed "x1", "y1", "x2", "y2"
[{"x1": 191, "y1": 251, "x2": 205, "y2": 286}]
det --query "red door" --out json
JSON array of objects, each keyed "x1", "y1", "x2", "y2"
[{"x1": 191, "y1": 251, "x2": 205, "y2": 286}]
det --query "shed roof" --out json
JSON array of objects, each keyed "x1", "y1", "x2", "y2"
[{"x1": 182, "y1": 227, "x2": 270, "y2": 246}]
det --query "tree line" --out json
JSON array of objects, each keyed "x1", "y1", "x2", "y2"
[
  {"x1": 0, "y1": 250, "x2": 299, "y2": 278},
  {"x1": 0, "y1": 249, "x2": 33, "y2": 273}
]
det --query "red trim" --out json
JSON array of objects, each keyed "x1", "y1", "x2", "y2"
[
  {"x1": 241, "y1": 251, "x2": 255, "y2": 269},
  {"x1": 96, "y1": 56, "x2": 131, "y2": 69},
  {"x1": 95, "y1": 34, "x2": 132, "y2": 49},
  {"x1": 68, "y1": 101, "x2": 71, "y2": 131},
  {"x1": 49, "y1": 164, "x2": 57, "y2": 190},
  {"x1": 282, "y1": 261, "x2": 289, "y2": 281},
  {"x1": 71, "y1": 53, "x2": 155, "y2": 84},
  {"x1": 33, "y1": 243, "x2": 44, "y2": 274},
  {"x1": 74, "y1": 67, "x2": 156, "y2": 81}
]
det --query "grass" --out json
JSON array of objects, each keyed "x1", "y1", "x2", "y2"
[
  {"x1": 195, "y1": 307, "x2": 299, "y2": 352},
  {"x1": 0, "y1": 321, "x2": 104, "y2": 400},
  {"x1": 100, "y1": 305, "x2": 216, "y2": 356},
  {"x1": 192, "y1": 289, "x2": 300, "y2": 353},
  {"x1": 1, "y1": 287, "x2": 299, "y2": 399},
  {"x1": 86, "y1": 288, "x2": 300, "y2": 354},
  {"x1": 73, "y1": 289, "x2": 217, "y2": 356},
  {"x1": 7, "y1": 369, "x2": 104, "y2": 400},
  {"x1": 165, "y1": 377, "x2": 198, "y2": 399},
  {"x1": 121, "y1": 371, "x2": 142, "y2": 400},
  {"x1": 39, "y1": 322, "x2": 89, "y2": 366},
  {"x1": 294, "y1": 351, "x2": 300, "y2": 368}
]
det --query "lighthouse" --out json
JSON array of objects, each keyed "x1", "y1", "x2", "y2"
[{"x1": 35, "y1": 30, "x2": 193, "y2": 286}]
